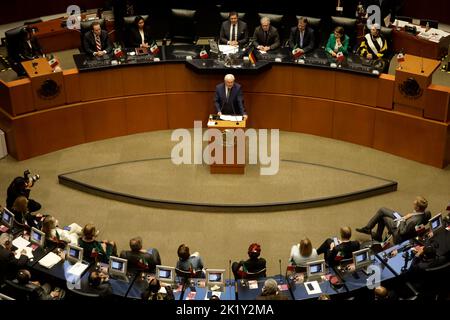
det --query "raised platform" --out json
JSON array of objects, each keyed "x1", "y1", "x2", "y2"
[{"x1": 58, "y1": 158, "x2": 397, "y2": 212}]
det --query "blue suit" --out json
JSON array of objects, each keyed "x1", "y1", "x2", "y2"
[{"x1": 214, "y1": 82, "x2": 246, "y2": 115}]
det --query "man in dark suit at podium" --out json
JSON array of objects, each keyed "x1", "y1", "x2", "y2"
[
  {"x1": 214, "y1": 74, "x2": 247, "y2": 119},
  {"x1": 219, "y1": 12, "x2": 248, "y2": 47},
  {"x1": 83, "y1": 21, "x2": 113, "y2": 57}
]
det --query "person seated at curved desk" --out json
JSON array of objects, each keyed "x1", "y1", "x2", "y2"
[
  {"x1": 325, "y1": 26, "x2": 350, "y2": 57},
  {"x1": 78, "y1": 223, "x2": 117, "y2": 263},
  {"x1": 288, "y1": 17, "x2": 315, "y2": 54},
  {"x1": 356, "y1": 196, "x2": 431, "y2": 244},
  {"x1": 214, "y1": 74, "x2": 248, "y2": 119},
  {"x1": 256, "y1": 279, "x2": 288, "y2": 300},
  {"x1": 317, "y1": 226, "x2": 360, "y2": 266},
  {"x1": 128, "y1": 15, "x2": 155, "y2": 49},
  {"x1": 120, "y1": 236, "x2": 161, "y2": 273},
  {"x1": 0, "y1": 233, "x2": 28, "y2": 285},
  {"x1": 253, "y1": 16, "x2": 280, "y2": 52},
  {"x1": 141, "y1": 277, "x2": 175, "y2": 301},
  {"x1": 289, "y1": 237, "x2": 318, "y2": 267},
  {"x1": 12, "y1": 269, "x2": 64, "y2": 300},
  {"x1": 83, "y1": 21, "x2": 112, "y2": 57},
  {"x1": 18, "y1": 27, "x2": 43, "y2": 61},
  {"x1": 176, "y1": 244, "x2": 205, "y2": 277},
  {"x1": 219, "y1": 11, "x2": 248, "y2": 47},
  {"x1": 358, "y1": 23, "x2": 388, "y2": 60},
  {"x1": 87, "y1": 270, "x2": 113, "y2": 298},
  {"x1": 232, "y1": 243, "x2": 267, "y2": 279}
]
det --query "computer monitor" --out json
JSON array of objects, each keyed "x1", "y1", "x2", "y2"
[
  {"x1": 156, "y1": 265, "x2": 176, "y2": 284},
  {"x1": 205, "y1": 269, "x2": 225, "y2": 287},
  {"x1": 108, "y1": 256, "x2": 128, "y2": 278},
  {"x1": 66, "y1": 244, "x2": 83, "y2": 264},
  {"x1": 352, "y1": 248, "x2": 372, "y2": 271},
  {"x1": 306, "y1": 260, "x2": 326, "y2": 280},
  {"x1": 30, "y1": 227, "x2": 45, "y2": 247},
  {"x1": 1, "y1": 207, "x2": 14, "y2": 228},
  {"x1": 429, "y1": 213, "x2": 443, "y2": 232}
]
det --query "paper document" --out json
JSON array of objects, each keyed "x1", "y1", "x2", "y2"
[
  {"x1": 219, "y1": 115, "x2": 243, "y2": 121},
  {"x1": 207, "y1": 121, "x2": 216, "y2": 126},
  {"x1": 15, "y1": 246, "x2": 33, "y2": 259},
  {"x1": 205, "y1": 291, "x2": 222, "y2": 300},
  {"x1": 219, "y1": 45, "x2": 239, "y2": 55},
  {"x1": 67, "y1": 262, "x2": 89, "y2": 276},
  {"x1": 38, "y1": 252, "x2": 62, "y2": 269},
  {"x1": 304, "y1": 281, "x2": 322, "y2": 295},
  {"x1": 248, "y1": 280, "x2": 258, "y2": 289},
  {"x1": 12, "y1": 237, "x2": 30, "y2": 249}
]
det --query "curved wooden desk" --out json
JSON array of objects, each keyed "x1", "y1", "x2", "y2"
[{"x1": 0, "y1": 61, "x2": 449, "y2": 168}]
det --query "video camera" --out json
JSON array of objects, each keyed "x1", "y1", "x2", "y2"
[{"x1": 24, "y1": 169, "x2": 40, "y2": 186}]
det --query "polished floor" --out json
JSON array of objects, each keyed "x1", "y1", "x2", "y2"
[{"x1": 1, "y1": 130, "x2": 449, "y2": 274}]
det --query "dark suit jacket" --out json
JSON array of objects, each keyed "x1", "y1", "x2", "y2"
[
  {"x1": 120, "y1": 248, "x2": 161, "y2": 273},
  {"x1": 393, "y1": 211, "x2": 431, "y2": 244},
  {"x1": 219, "y1": 20, "x2": 248, "y2": 46},
  {"x1": 253, "y1": 26, "x2": 280, "y2": 50},
  {"x1": 288, "y1": 26, "x2": 315, "y2": 53},
  {"x1": 127, "y1": 27, "x2": 154, "y2": 48},
  {"x1": 0, "y1": 246, "x2": 28, "y2": 284},
  {"x1": 83, "y1": 30, "x2": 113, "y2": 55},
  {"x1": 214, "y1": 82, "x2": 246, "y2": 115}
]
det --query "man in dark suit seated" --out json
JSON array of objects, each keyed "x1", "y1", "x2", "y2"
[
  {"x1": 0, "y1": 233, "x2": 28, "y2": 285},
  {"x1": 119, "y1": 236, "x2": 161, "y2": 273},
  {"x1": 83, "y1": 21, "x2": 112, "y2": 57},
  {"x1": 356, "y1": 196, "x2": 430, "y2": 244},
  {"x1": 253, "y1": 16, "x2": 280, "y2": 52},
  {"x1": 214, "y1": 74, "x2": 248, "y2": 119},
  {"x1": 317, "y1": 226, "x2": 360, "y2": 266},
  {"x1": 219, "y1": 12, "x2": 248, "y2": 47},
  {"x1": 288, "y1": 17, "x2": 315, "y2": 54},
  {"x1": 11, "y1": 269, "x2": 64, "y2": 300},
  {"x1": 18, "y1": 27, "x2": 43, "y2": 61}
]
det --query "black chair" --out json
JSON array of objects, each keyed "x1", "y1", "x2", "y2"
[
  {"x1": 395, "y1": 16, "x2": 413, "y2": 23},
  {"x1": 331, "y1": 16, "x2": 357, "y2": 48},
  {"x1": 67, "y1": 287, "x2": 100, "y2": 300},
  {"x1": 0, "y1": 292, "x2": 15, "y2": 300},
  {"x1": 79, "y1": 19, "x2": 106, "y2": 53},
  {"x1": 3, "y1": 280, "x2": 40, "y2": 301},
  {"x1": 244, "y1": 268, "x2": 266, "y2": 280},
  {"x1": 4, "y1": 26, "x2": 28, "y2": 76},
  {"x1": 419, "y1": 19, "x2": 439, "y2": 29},
  {"x1": 166, "y1": 9, "x2": 198, "y2": 45},
  {"x1": 296, "y1": 15, "x2": 323, "y2": 48},
  {"x1": 219, "y1": 12, "x2": 247, "y2": 21}
]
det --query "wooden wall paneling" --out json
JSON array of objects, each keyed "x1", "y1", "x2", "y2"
[
  {"x1": 63, "y1": 69, "x2": 81, "y2": 104},
  {"x1": 5, "y1": 79, "x2": 35, "y2": 116},
  {"x1": 121, "y1": 64, "x2": 167, "y2": 96},
  {"x1": 164, "y1": 64, "x2": 221, "y2": 92},
  {"x1": 0, "y1": 80, "x2": 13, "y2": 115},
  {"x1": 335, "y1": 72, "x2": 378, "y2": 107},
  {"x1": 166, "y1": 92, "x2": 212, "y2": 129},
  {"x1": 79, "y1": 69, "x2": 124, "y2": 101},
  {"x1": 373, "y1": 111, "x2": 449, "y2": 168},
  {"x1": 292, "y1": 67, "x2": 335, "y2": 100},
  {"x1": 377, "y1": 74, "x2": 395, "y2": 110},
  {"x1": 12, "y1": 106, "x2": 85, "y2": 160},
  {"x1": 246, "y1": 93, "x2": 292, "y2": 131},
  {"x1": 291, "y1": 97, "x2": 334, "y2": 138},
  {"x1": 424, "y1": 85, "x2": 450, "y2": 122},
  {"x1": 125, "y1": 95, "x2": 169, "y2": 134},
  {"x1": 242, "y1": 65, "x2": 293, "y2": 95},
  {"x1": 81, "y1": 98, "x2": 127, "y2": 142},
  {"x1": 332, "y1": 102, "x2": 375, "y2": 147},
  {"x1": 0, "y1": 109, "x2": 17, "y2": 158}
]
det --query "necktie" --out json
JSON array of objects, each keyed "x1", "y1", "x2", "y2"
[
  {"x1": 232, "y1": 25, "x2": 237, "y2": 42},
  {"x1": 300, "y1": 31, "x2": 304, "y2": 47},
  {"x1": 95, "y1": 35, "x2": 102, "y2": 51},
  {"x1": 226, "y1": 88, "x2": 230, "y2": 100},
  {"x1": 264, "y1": 31, "x2": 268, "y2": 46}
]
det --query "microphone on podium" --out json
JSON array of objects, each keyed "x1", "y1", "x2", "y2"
[{"x1": 278, "y1": 259, "x2": 283, "y2": 283}]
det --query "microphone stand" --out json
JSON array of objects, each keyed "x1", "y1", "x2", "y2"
[
  {"x1": 278, "y1": 259, "x2": 283, "y2": 284},
  {"x1": 228, "y1": 259, "x2": 232, "y2": 287}
]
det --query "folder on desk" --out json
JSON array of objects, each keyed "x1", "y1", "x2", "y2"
[{"x1": 38, "y1": 252, "x2": 62, "y2": 269}]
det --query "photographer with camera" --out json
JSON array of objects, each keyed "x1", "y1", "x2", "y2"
[{"x1": 6, "y1": 170, "x2": 41, "y2": 214}]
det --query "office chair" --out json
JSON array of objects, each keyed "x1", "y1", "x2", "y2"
[
  {"x1": 396, "y1": 16, "x2": 413, "y2": 23},
  {"x1": 0, "y1": 292, "x2": 15, "y2": 300},
  {"x1": 4, "y1": 26, "x2": 28, "y2": 76},
  {"x1": 79, "y1": 18, "x2": 106, "y2": 53},
  {"x1": 166, "y1": 9, "x2": 198, "y2": 46},
  {"x1": 219, "y1": 12, "x2": 247, "y2": 21},
  {"x1": 67, "y1": 287, "x2": 101, "y2": 300},
  {"x1": 243, "y1": 268, "x2": 267, "y2": 280},
  {"x1": 3, "y1": 280, "x2": 40, "y2": 301}
]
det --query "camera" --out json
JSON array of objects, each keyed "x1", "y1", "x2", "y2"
[{"x1": 24, "y1": 169, "x2": 40, "y2": 185}]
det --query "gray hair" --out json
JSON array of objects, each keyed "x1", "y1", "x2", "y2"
[
  {"x1": 0, "y1": 233, "x2": 13, "y2": 247},
  {"x1": 224, "y1": 74, "x2": 235, "y2": 81},
  {"x1": 260, "y1": 16, "x2": 270, "y2": 24},
  {"x1": 262, "y1": 278, "x2": 278, "y2": 295}
]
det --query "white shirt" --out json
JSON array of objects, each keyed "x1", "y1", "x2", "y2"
[
  {"x1": 139, "y1": 29, "x2": 145, "y2": 45},
  {"x1": 289, "y1": 244, "x2": 318, "y2": 266},
  {"x1": 229, "y1": 23, "x2": 237, "y2": 43}
]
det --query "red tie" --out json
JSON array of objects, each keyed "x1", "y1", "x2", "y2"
[{"x1": 95, "y1": 35, "x2": 102, "y2": 51}]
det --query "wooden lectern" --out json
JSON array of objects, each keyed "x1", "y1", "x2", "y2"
[
  {"x1": 21, "y1": 58, "x2": 66, "y2": 110},
  {"x1": 393, "y1": 54, "x2": 440, "y2": 116},
  {"x1": 207, "y1": 115, "x2": 246, "y2": 174}
]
